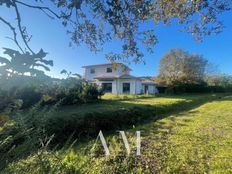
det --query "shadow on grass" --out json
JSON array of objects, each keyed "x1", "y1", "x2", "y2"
[{"x1": 47, "y1": 93, "x2": 232, "y2": 146}]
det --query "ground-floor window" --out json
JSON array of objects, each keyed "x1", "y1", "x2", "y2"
[
  {"x1": 123, "y1": 83, "x2": 130, "y2": 93},
  {"x1": 102, "y1": 83, "x2": 112, "y2": 93}
]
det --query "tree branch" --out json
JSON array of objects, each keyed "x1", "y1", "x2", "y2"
[
  {"x1": 13, "y1": 1, "x2": 35, "y2": 54},
  {"x1": 0, "y1": 16, "x2": 24, "y2": 53},
  {"x1": 15, "y1": 0, "x2": 61, "y2": 19}
]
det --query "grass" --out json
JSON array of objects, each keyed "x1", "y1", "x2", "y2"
[
  {"x1": 73, "y1": 94, "x2": 232, "y2": 173},
  {"x1": 3, "y1": 94, "x2": 232, "y2": 173},
  {"x1": 56, "y1": 93, "x2": 207, "y2": 116},
  {"x1": 133, "y1": 95, "x2": 232, "y2": 173},
  {"x1": 48, "y1": 93, "x2": 216, "y2": 143}
]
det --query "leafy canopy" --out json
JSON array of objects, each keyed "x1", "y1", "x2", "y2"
[{"x1": 0, "y1": 0, "x2": 231, "y2": 63}]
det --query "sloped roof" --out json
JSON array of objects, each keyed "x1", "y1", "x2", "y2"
[
  {"x1": 82, "y1": 63, "x2": 132, "y2": 71},
  {"x1": 94, "y1": 75, "x2": 119, "y2": 80},
  {"x1": 118, "y1": 74, "x2": 138, "y2": 79},
  {"x1": 94, "y1": 74, "x2": 138, "y2": 80}
]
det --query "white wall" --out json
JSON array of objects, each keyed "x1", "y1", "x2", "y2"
[
  {"x1": 84, "y1": 65, "x2": 130, "y2": 81},
  {"x1": 135, "y1": 80, "x2": 142, "y2": 94},
  {"x1": 96, "y1": 79, "x2": 142, "y2": 94},
  {"x1": 116, "y1": 79, "x2": 141, "y2": 94},
  {"x1": 142, "y1": 84, "x2": 158, "y2": 94}
]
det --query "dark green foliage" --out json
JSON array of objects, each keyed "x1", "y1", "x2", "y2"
[
  {"x1": 165, "y1": 84, "x2": 208, "y2": 94},
  {"x1": 16, "y1": 86, "x2": 43, "y2": 109},
  {"x1": 0, "y1": 86, "x2": 42, "y2": 111},
  {"x1": 0, "y1": 88, "x2": 23, "y2": 112},
  {"x1": 57, "y1": 85, "x2": 82, "y2": 105},
  {"x1": 165, "y1": 84, "x2": 232, "y2": 94},
  {"x1": 57, "y1": 83, "x2": 102, "y2": 105},
  {"x1": 81, "y1": 84, "x2": 101, "y2": 103},
  {"x1": 0, "y1": 90, "x2": 12, "y2": 112},
  {"x1": 0, "y1": 76, "x2": 102, "y2": 111}
]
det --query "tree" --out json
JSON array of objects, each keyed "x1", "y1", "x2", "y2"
[
  {"x1": 205, "y1": 74, "x2": 232, "y2": 87},
  {"x1": 157, "y1": 49, "x2": 208, "y2": 86},
  {"x1": 0, "y1": 0, "x2": 231, "y2": 63},
  {"x1": 0, "y1": 48, "x2": 53, "y2": 78}
]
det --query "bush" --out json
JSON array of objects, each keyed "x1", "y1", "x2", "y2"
[
  {"x1": 16, "y1": 86, "x2": 43, "y2": 109},
  {"x1": 165, "y1": 87, "x2": 175, "y2": 94},
  {"x1": 57, "y1": 85, "x2": 83, "y2": 105},
  {"x1": 0, "y1": 88, "x2": 23, "y2": 112},
  {"x1": 81, "y1": 84, "x2": 102, "y2": 102},
  {"x1": 57, "y1": 83, "x2": 103, "y2": 105},
  {"x1": 0, "y1": 76, "x2": 102, "y2": 110},
  {"x1": 165, "y1": 84, "x2": 232, "y2": 94}
]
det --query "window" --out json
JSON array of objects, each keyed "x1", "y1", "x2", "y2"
[
  {"x1": 90, "y1": 68, "x2": 95, "y2": 74},
  {"x1": 106, "y1": 67, "x2": 112, "y2": 73},
  {"x1": 144, "y1": 85, "x2": 148, "y2": 94},
  {"x1": 123, "y1": 83, "x2": 130, "y2": 93},
  {"x1": 102, "y1": 83, "x2": 112, "y2": 93}
]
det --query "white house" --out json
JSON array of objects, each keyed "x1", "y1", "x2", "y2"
[{"x1": 82, "y1": 63, "x2": 158, "y2": 95}]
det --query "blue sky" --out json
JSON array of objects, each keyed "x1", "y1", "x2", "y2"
[{"x1": 0, "y1": 3, "x2": 231, "y2": 78}]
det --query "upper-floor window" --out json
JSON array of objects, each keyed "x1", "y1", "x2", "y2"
[
  {"x1": 106, "y1": 67, "x2": 112, "y2": 73},
  {"x1": 90, "y1": 68, "x2": 95, "y2": 74}
]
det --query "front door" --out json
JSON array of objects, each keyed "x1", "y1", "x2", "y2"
[{"x1": 144, "y1": 85, "x2": 148, "y2": 94}]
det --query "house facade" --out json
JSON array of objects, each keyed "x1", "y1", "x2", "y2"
[{"x1": 82, "y1": 63, "x2": 158, "y2": 95}]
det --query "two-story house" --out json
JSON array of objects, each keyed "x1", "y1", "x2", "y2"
[{"x1": 82, "y1": 63, "x2": 158, "y2": 94}]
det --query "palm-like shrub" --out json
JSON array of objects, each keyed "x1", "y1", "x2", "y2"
[{"x1": 0, "y1": 48, "x2": 53, "y2": 78}]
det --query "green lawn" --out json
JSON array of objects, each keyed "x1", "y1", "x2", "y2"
[
  {"x1": 71, "y1": 94, "x2": 232, "y2": 173},
  {"x1": 138, "y1": 95, "x2": 232, "y2": 173},
  {"x1": 56, "y1": 94, "x2": 209, "y2": 116},
  {"x1": 4, "y1": 94, "x2": 232, "y2": 173}
]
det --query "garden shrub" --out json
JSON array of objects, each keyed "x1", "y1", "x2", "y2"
[
  {"x1": 0, "y1": 76, "x2": 102, "y2": 111},
  {"x1": 56, "y1": 83, "x2": 103, "y2": 105},
  {"x1": 57, "y1": 85, "x2": 82, "y2": 105},
  {"x1": 16, "y1": 86, "x2": 43, "y2": 109},
  {"x1": 165, "y1": 87, "x2": 175, "y2": 94},
  {"x1": 165, "y1": 84, "x2": 232, "y2": 94},
  {"x1": 0, "y1": 88, "x2": 22, "y2": 112},
  {"x1": 81, "y1": 84, "x2": 102, "y2": 102}
]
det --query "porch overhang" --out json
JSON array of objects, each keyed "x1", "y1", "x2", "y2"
[{"x1": 94, "y1": 76, "x2": 117, "y2": 81}]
